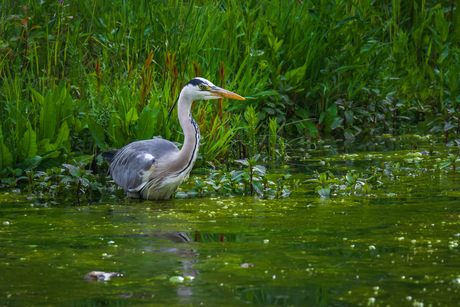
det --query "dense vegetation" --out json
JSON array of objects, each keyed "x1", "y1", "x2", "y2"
[{"x1": 1, "y1": 0, "x2": 459, "y2": 178}]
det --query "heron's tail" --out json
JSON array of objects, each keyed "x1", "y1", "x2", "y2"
[{"x1": 101, "y1": 150, "x2": 118, "y2": 163}]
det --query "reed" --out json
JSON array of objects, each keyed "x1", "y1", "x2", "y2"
[{"x1": 0, "y1": 0, "x2": 459, "y2": 175}]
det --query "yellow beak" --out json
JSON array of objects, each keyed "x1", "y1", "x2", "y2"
[{"x1": 210, "y1": 87, "x2": 245, "y2": 100}]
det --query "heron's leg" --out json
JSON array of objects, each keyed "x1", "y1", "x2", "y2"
[{"x1": 127, "y1": 191, "x2": 141, "y2": 199}]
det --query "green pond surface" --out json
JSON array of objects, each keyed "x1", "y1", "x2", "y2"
[{"x1": 1, "y1": 143, "x2": 460, "y2": 306}]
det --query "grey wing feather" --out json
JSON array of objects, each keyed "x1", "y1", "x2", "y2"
[{"x1": 107, "y1": 139, "x2": 179, "y2": 192}]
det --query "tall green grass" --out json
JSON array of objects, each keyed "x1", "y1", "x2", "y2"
[{"x1": 1, "y1": 0, "x2": 459, "y2": 176}]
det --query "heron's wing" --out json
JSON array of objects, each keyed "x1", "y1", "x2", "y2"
[{"x1": 107, "y1": 139, "x2": 179, "y2": 192}]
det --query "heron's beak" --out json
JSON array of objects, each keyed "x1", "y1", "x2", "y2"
[{"x1": 210, "y1": 86, "x2": 245, "y2": 100}]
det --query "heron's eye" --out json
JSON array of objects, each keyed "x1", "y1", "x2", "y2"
[{"x1": 199, "y1": 84, "x2": 205, "y2": 90}]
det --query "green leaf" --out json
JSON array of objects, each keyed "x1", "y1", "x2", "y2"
[
  {"x1": 56, "y1": 83, "x2": 73, "y2": 127},
  {"x1": 39, "y1": 153, "x2": 62, "y2": 170},
  {"x1": 75, "y1": 118, "x2": 83, "y2": 134},
  {"x1": 285, "y1": 64, "x2": 306, "y2": 86},
  {"x1": 71, "y1": 155, "x2": 95, "y2": 167},
  {"x1": 39, "y1": 121, "x2": 70, "y2": 154},
  {"x1": 230, "y1": 170, "x2": 246, "y2": 181},
  {"x1": 440, "y1": 161, "x2": 452, "y2": 169},
  {"x1": 319, "y1": 172, "x2": 327, "y2": 184},
  {"x1": 249, "y1": 154, "x2": 261, "y2": 163},
  {"x1": 330, "y1": 117, "x2": 344, "y2": 130},
  {"x1": 344, "y1": 129, "x2": 355, "y2": 143},
  {"x1": 0, "y1": 126, "x2": 13, "y2": 171},
  {"x1": 63, "y1": 164, "x2": 81, "y2": 177},
  {"x1": 363, "y1": 183, "x2": 371, "y2": 194},
  {"x1": 87, "y1": 116, "x2": 108, "y2": 151},
  {"x1": 52, "y1": 121, "x2": 70, "y2": 150},
  {"x1": 235, "y1": 159, "x2": 249, "y2": 166},
  {"x1": 346, "y1": 174, "x2": 355, "y2": 184},
  {"x1": 444, "y1": 121, "x2": 456, "y2": 131},
  {"x1": 135, "y1": 105, "x2": 159, "y2": 140},
  {"x1": 39, "y1": 91, "x2": 56, "y2": 140},
  {"x1": 42, "y1": 150, "x2": 60, "y2": 160},
  {"x1": 323, "y1": 104, "x2": 338, "y2": 132},
  {"x1": 20, "y1": 122, "x2": 37, "y2": 160},
  {"x1": 296, "y1": 120, "x2": 319, "y2": 136},
  {"x1": 249, "y1": 90, "x2": 279, "y2": 97},
  {"x1": 253, "y1": 165, "x2": 267, "y2": 176},
  {"x1": 28, "y1": 85, "x2": 44, "y2": 105},
  {"x1": 326, "y1": 179, "x2": 342, "y2": 185},
  {"x1": 108, "y1": 114, "x2": 124, "y2": 148},
  {"x1": 334, "y1": 16, "x2": 357, "y2": 29},
  {"x1": 19, "y1": 156, "x2": 42, "y2": 171},
  {"x1": 252, "y1": 181, "x2": 263, "y2": 196},
  {"x1": 316, "y1": 186, "x2": 331, "y2": 198},
  {"x1": 125, "y1": 107, "x2": 139, "y2": 128}
]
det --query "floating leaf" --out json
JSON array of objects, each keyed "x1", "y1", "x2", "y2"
[{"x1": 169, "y1": 276, "x2": 184, "y2": 283}]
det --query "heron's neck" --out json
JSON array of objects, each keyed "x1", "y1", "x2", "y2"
[{"x1": 176, "y1": 95, "x2": 200, "y2": 174}]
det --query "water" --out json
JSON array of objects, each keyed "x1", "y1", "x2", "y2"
[{"x1": 1, "y1": 143, "x2": 460, "y2": 306}]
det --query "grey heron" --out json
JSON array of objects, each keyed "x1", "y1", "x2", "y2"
[{"x1": 102, "y1": 77, "x2": 245, "y2": 200}]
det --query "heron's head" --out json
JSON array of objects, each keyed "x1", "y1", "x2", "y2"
[{"x1": 182, "y1": 77, "x2": 245, "y2": 101}]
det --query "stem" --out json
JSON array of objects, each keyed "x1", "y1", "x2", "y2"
[
  {"x1": 77, "y1": 180, "x2": 81, "y2": 198},
  {"x1": 440, "y1": 67, "x2": 444, "y2": 111},
  {"x1": 383, "y1": 115, "x2": 386, "y2": 133},
  {"x1": 250, "y1": 166, "x2": 253, "y2": 196},
  {"x1": 321, "y1": 93, "x2": 324, "y2": 113},
  {"x1": 392, "y1": 108, "x2": 396, "y2": 136},
  {"x1": 249, "y1": 166, "x2": 254, "y2": 196},
  {"x1": 457, "y1": 117, "x2": 459, "y2": 136}
]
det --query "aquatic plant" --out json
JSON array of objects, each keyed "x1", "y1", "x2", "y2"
[
  {"x1": 307, "y1": 171, "x2": 342, "y2": 198},
  {"x1": 2, "y1": 0, "x2": 460, "y2": 180},
  {"x1": 184, "y1": 154, "x2": 291, "y2": 199},
  {"x1": 440, "y1": 154, "x2": 459, "y2": 174},
  {"x1": 235, "y1": 154, "x2": 267, "y2": 196},
  {"x1": 306, "y1": 168, "x2": 380, "y2": 198},
  {"x1": 268, "y1": 117, "x2": 278, "y2": 160}
]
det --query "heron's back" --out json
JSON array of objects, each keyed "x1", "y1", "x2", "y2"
[{"x1": 104, "y1": 138, "x2": 180, "y2": 198}]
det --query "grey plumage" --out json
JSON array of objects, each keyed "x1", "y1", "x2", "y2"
[
  {"x1": 105, "y1": 138, "x2": 179, "y2": 198},
  {"x1": 102, "y1": 77, "x2": 245, "y2": 200}
]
